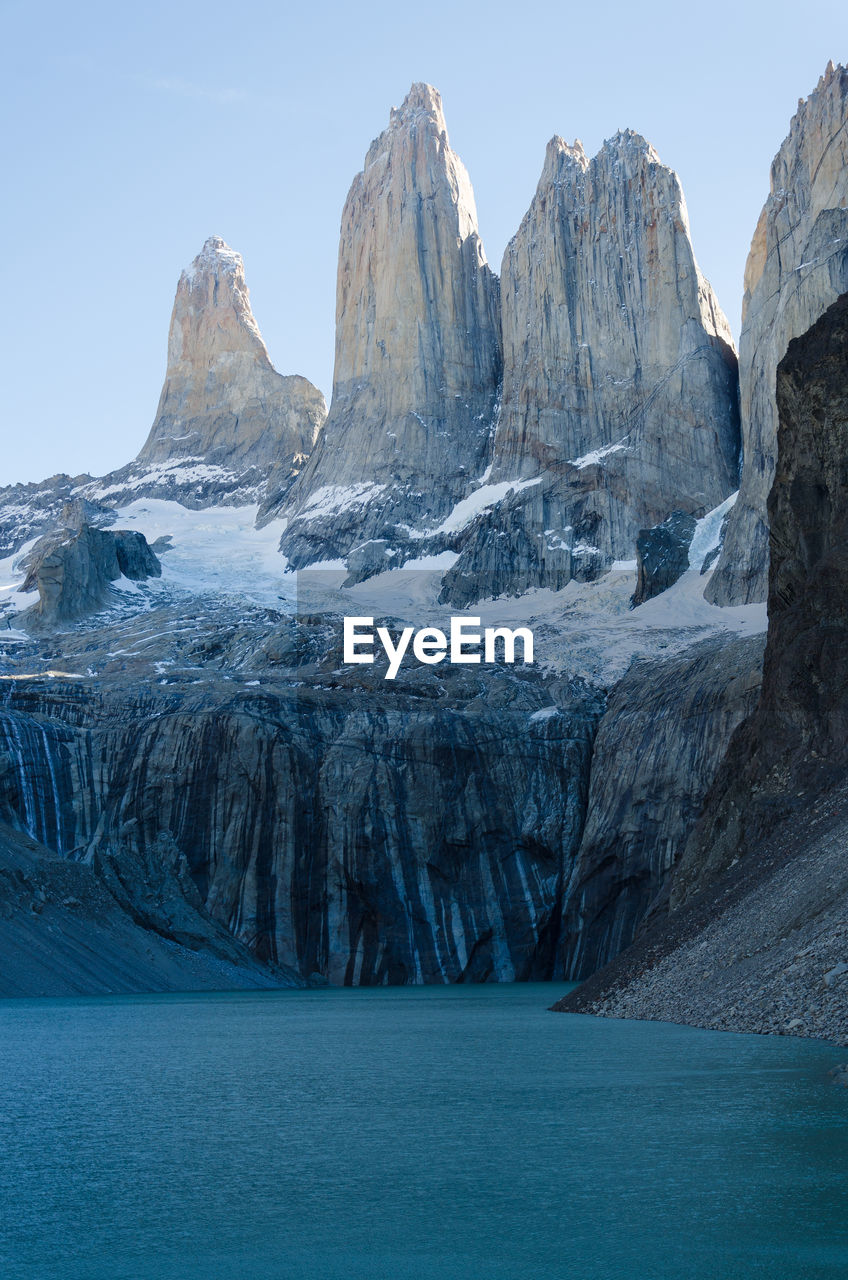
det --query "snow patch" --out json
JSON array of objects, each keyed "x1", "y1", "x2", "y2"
[
  {"x1": 571, "y1": 438, "x2": 628, "y2": 468},
  {"x1": 427, "y1": 478, "x2": 542, "y2": 537},
  {"x1": 299, "y1": 483, "x2": 386, "y2": 519},
  {"x1": 529, "y1": 706, "x2": 558, "y2": 722},
  {"x1": 93, "y1": 459, "x2": 245, "y2": 501},
  {"x1": 113, "y1": 499, "x2": 295, "y2": 608},
  {"x1": 400, "y1": 551, "x2": 460, "y2": 571},
  {"x1": 688, "y1": 492, "x2": 738, "y2": 569}
]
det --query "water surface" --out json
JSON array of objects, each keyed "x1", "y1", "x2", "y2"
[{"x1": 0, "y1": 984, "x2": 845, "y2": 1279}]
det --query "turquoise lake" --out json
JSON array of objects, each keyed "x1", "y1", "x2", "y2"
[{"x1": 0, "y1": 983, "x2": 846, "y2": 1279}]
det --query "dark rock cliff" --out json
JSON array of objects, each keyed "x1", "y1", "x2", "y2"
[
  {"x1": 673, "y1": 291, "x2": 848, "y2": 907},
  {"x1": 555, "y1": 294, "x2": 848, "y2": 1045}
]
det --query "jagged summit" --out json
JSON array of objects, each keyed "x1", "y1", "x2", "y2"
[
  {"x1": 138, "y1": 235, "x2": 326, "y2": 477},
  {"x1": 365, "y1": 82, "x2": 449, "y2": 171},
  {"x1": 439, "y1": 122, "x2": 740, "y2": 604},
  {"x1": 388, "y1": 81, "x2": 444, "y2": 126},
  {"x1": 179, "y1": 232, "x2": 256, "y2": 296},
  {"x1": 492, "y1": 122, "x2": 737, "y2": 479},
  {"x1": 539, "y1": 136, "x2": 587, "y2": 186},
  {"x1": 541, "y1": 131, "x2": 661, "y2": 186},
  {"x1": 277, "y1": 82, "x2": 502, "y2": 570}
]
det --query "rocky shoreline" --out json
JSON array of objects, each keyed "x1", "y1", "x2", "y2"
[{"x1": 553, "y1": 781, "x2": 848, "y2": 1050}]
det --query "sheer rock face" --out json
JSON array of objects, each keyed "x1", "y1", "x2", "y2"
[
  {"x1": 556, "y1": 296, "x2": 848, "y2": 1047},
  {"x1": 708, "y1": 62, "x2": 848, "y2": 606},
  {"x1": 673, "y1": 291, "x2": 848, "y2": 907},
  {"x1": 0, "y1": 653, "x2": 603, "y2": 986},
  {"x1": 278, "y1": 84, "x2": 502, "y2": 568},
  {"x1": 440, "y1": 132, "x2": 740, "y2": 604},
  {"x1": 556, "y1": 635, "x2": 764, "y2": 980},
  {"x1": 138, "y1": 236, "x2": 326, "y2": 478}
]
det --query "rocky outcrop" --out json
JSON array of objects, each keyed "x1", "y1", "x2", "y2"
[
  {"x1": 708, "y1": 62, "x2": 848, "y2": 605},
  {"x1": 277, "y1": 84, "x2": 502, "y2": 568},
  {"x1": 19, "y1": 525, "x2": 160, "y2": 627},
  {"x1": 438, "y1": 130, "x2": 739, "y2": 604},
  {"x1": 631, "y1": 510, "x2": 697, "y2": 607},
  {"x1": 0, "y1": 241, "x2": 327, "y2": 551},
  {"x1": 139, "y1": 235, "x2": 326, "y2": 482},
  {"x1": 556, "y1": 635, "x2": 764, "y2": 978}
]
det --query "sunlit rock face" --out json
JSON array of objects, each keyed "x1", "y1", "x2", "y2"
[
  {"x1": 139, "y1": 235, "x2": 326, "y2": 477},
  {"x1": 439, "y1": 129, "x2": 740, "y2": 605},
  {"x1": 707, "y1": 62, "x2": 848, "y2": 606},
  {"x1": 278, "y1": 83, "x2": 502, "y2": 569}
]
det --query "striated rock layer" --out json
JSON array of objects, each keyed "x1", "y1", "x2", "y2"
[
  {"x1": 277, "y1": 84, "x2": 502, "y2": 568},
  {"x1": 139, "y1": 235, "x2": 326, "y2": 480},
  {"x1": 440, "y1": 130, "x2": 740, "y2": 604},
  {"x1": 708, "y1": 62, "x2": 848, "y2": 605},
  {"x1": 0, "y1": 631, "x2": 603, "y2": 984}
]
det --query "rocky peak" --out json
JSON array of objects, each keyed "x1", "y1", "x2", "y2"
[
  {"x1": 278, "y1": 82, "x2": 502, "y2": 570},
  {"x1": 437, "y1": 124, "x2": 740, "y2": 605},
  {"x1": 539, "y1": 135, "x2": 587, "y2": 185},
  {"x1": 138, "y1": 235, "x2": 326, "y2": 479},
  {"x1": 491, "y1": 125, "x2": 737, "y2": 481},
  {"x1": 166, "y1": 235, "x2": 271, "y2": 374},
  {"x1": 707, "y1": 62, "x2": 848, "y2": 605}
]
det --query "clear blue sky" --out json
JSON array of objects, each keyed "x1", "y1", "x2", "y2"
[{"x1": 1, "y1": 0, "x2": 844, "y2": 486}]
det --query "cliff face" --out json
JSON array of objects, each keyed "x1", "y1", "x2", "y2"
[
  {"x1": 708, "y1": 62, "x2": 848, "y2": 605},
  {"x1": 439, "y1": 131, "x2": 739, "y2": 604},
  {"x1": 0, "y1": 630, "x2": 603, "y2": 984},
  {"x1": 557, "y1": 293, "x2": 848, "y2": 1046},
  {"x1": 139, "y1": 235, "x2": 326, "y2": 478},
  {"x1": 557, "y1": 635, "x2": 764, "y2": 978},
  {"x1": 495, "y1": 132, "x2": 738, "y2": 480},
  {"x1": 277, "y1": 84, "x2": 502, "y2": 568},
  {"x1": 0, "y1": 820, "x2": 294, "y2": 997}
]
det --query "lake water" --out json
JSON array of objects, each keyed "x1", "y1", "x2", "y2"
[{"x1": 0, "y1": 983, "x2": 845, "y2": 1279}]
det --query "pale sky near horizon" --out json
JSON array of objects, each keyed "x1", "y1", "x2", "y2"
[{"x1": 1, "y1": 0, "x2": 845, "y2": 487}]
